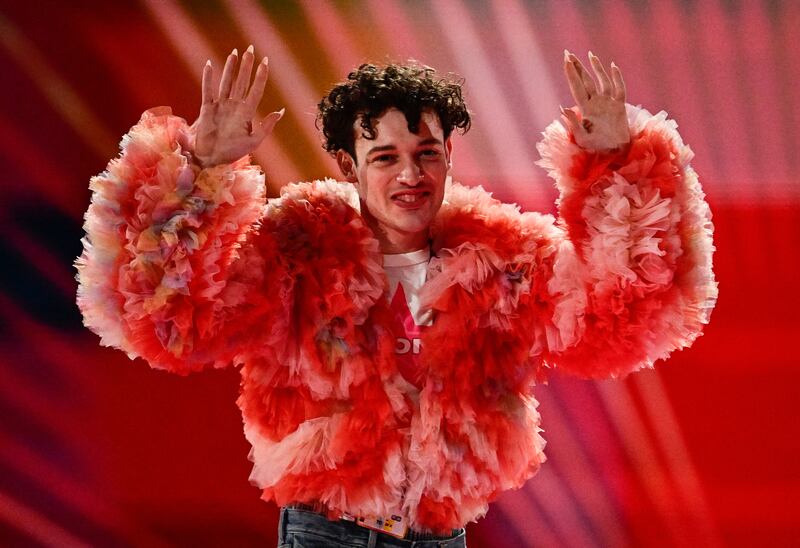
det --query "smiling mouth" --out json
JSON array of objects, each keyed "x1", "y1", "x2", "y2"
[{"x1": 391, "y1": 190, "x2": 430, "y2": 206}]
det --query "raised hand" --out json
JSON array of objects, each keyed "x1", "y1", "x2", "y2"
[
  {"x1": 561, "y1": 51, "x2": 629, "y2": 152},
  {"x1": 190, "y1": 46, "x2": 284, "y2": 168}
]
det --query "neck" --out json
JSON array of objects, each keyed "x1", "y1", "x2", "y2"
[
  {"x1": 378, "y1": 232, "x2": 429, "y2": 254},
  {"x1": 361, "y1": 211, "x2": 429, "y2": 254}
]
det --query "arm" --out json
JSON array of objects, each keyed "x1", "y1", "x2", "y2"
[
  {"x1": 532, "y1": 52, "x2": 717, "y2": 379},
  {"x1": 75, "y1": 48, "x2": 288, "y2": 374}
]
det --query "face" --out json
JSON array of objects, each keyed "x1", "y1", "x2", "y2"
[{"x1": 337, "y1": 108, "x2": 452, "y2": 254}]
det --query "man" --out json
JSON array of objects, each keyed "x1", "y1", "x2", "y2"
[{"x1": 76, "y1": 46, "x2": 717, "y2": 547}]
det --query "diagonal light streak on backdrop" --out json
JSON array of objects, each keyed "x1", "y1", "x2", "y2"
[
  {"x1": 0, "y1": 436, "x2": 169, "y2": 548},
  {"x1": 494, "y1": 488, "x2": 562, "y2": 548},
  {"x1": 634, "y1": 372, "x2": 725, "y2": 548},
  {"x1": 429, "y1": 0, "x2": 542, "y2": 200},
  {"x1": 362, "y1": 0, "x2": 424, "y2": 66},
  {"x1": 0, "y1": 490, "x2": 90, "y2": 548},
  {"x1": 535, "y1": 389, "x2": 628, "y2": 547},
  {"x1": 0, "y1": 13, "x2": 116, "y2": 158},
  {"x1": 0, "y1": 360, "x2": 83, "y2": 452},
  {"x1": 494, "y1": 398, "x2": 591, "y2": 543},
  {"x1": 692, "y1": 0, "x2": 754, "y2": 202},
  {"x1": 538, "y1": 0, "x2": 594, "y2": 105},
  {"x1": 523, "y1": 464, "x2": 601, "y2": 547},
  {"x1": 739, "y1": 1, "x2": 788, "y2": 197},
  {"x1": 777, "y1": 1, "x2": 800, "y2": 186},
  {"x1": 299, "y1": 0, "x2": 363, "y2": 74},
  {"x1": 643, "y1": 0, "x2": 717, "y2": 196},
  {"x1": 554, "y1": 378, "x2": 652, "y2": 542},
  {"x1": 385, "y1": 0, "x2": 509, "y2": 188},
  {"x1": 3, "y1": 224, "x2": 74, "y2": 299},
  {"x1": 223, "y1": 0, "x2": 340, "y2": 182},
  {"x1": 488, "y1": 0, "x2": 561, "y2": 209},
  {"x1": 489, "y1": 0, "x2": 560, "y2": 144},
  {"x1": 0, "y1": 112, "x2": 82, "y2": 215},
  {"x1": 597, "y1": 381, "x2": 693, "y2": 547},
  {"x1": 298, "y1": 1, "x2": 485, "y2": 188},
  {"x1": 362, "y1": 0, "x2": 491, "y2": 185},
  {"x1": 141, "y1": 0, "x2": 300, "y2": 188}
]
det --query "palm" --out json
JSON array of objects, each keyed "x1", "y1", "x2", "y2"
[
  {"x1": 561, "y1": 51, "x2": 630, "y2": 152},
  {"x1": 191, "y1": 46, "x2": 283, "y2": 168},
  {"x1": 194, "y1": 99, "x2": 263, "y2": 164}
]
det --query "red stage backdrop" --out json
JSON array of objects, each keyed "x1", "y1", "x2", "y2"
[{"x1": 0, "y1": 1, "x2": 798, "y2": 546}]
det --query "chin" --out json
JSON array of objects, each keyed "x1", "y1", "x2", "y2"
[{"x1": 382, "y1": 214, "x2": 433, "y2": 238}]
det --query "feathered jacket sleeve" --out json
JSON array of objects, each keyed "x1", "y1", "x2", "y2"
[
  {"x1": 75, "y1": 107, "x2": 288, "y2": 374},
  {"x1": 531, "y1": 104, "x2": 717, "y2": 379}
]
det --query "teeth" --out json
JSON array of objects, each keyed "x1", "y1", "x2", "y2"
[{"x1": 395, "y1": 193, "x2": 425, "y2": 203}]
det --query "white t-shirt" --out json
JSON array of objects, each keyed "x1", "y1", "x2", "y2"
[{"x1": 383, "y1": 248, "x2": 432, "y2": 389}]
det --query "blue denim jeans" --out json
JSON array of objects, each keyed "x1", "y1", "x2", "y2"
[{"x1": 278, "y1": 507, "x2": 467, "y2": 548}]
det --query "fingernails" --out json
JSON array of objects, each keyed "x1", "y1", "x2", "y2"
[
  {"x1": 246, "y1": 44, "x2": 254, "y2": 54},
  {"x1": 564, "y1": 49, "x2": 570, "y2": 61},
  {"x1": 205, "y1": 59, "x2": 211, "y2": 67},
  {"x1": 277, "y1": 108, "x2": 286, "y2": 118},
  {"x1": 610, "y1": 61, "x2": 617, "y2": 68},
  {"x1": 262, "y1": 56, "x2": 269, "y2": 65},
  {"x1": 232, "y1": 48, "x2": 238, "y2": 56}
]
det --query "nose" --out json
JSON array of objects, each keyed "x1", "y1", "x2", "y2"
[{"x1": 396, "y1": 158, "x2": 422, "y2": 185}]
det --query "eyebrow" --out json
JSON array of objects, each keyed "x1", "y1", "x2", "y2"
[{"x1": 365, "y1": 138, "x2": 443, "y2": 157}]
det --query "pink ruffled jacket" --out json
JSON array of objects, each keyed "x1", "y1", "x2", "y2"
[{"x1": 76, "y1": 104, "x2": 717, "y2": 534}]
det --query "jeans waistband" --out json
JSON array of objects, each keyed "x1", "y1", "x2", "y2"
[{"x1": 283, "y1": 503, "x2": 464, "y2": 543}]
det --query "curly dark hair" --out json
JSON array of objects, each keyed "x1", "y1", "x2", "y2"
[{"x1": 317, "y1": 62, "x2": 471, "y2": 159}]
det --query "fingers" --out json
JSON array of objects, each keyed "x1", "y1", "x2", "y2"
[
  {"x1": 566, "y1": 50, "x2": 626, "y2": 103},
  {"x1": 564, "y1": 50, "x2": 590, "y2": 108},
  {"x1": 232, "y1": 45, "x2": 255, "y2": 100},
  {"x1": 218, "y1": 48, "x2": 238, "y2": 99},
  {"x1": 611, "y1": 61, "x2": 626, "y2": 102},
  {"x1": 588, "y1": 51, "x2": 612, "y2": 96},
  {"x1": 252, "y1": 108, "x2": 285, "y2": 142},
  {"x1": 568, "y1": 52, "x2": 597, "y2": 97},
  {"x1": 201, "y1": 60, "x2": 214, "y2": 104},
  {"x1": 244, "y1": 56, "x2": 270, "y2": 113},
  {"x1": 559, "y1": 105, "x2": 583, "y2": 135},
  {"x1": 208, "y1": 47, "x2": 267, "y2": 105}
]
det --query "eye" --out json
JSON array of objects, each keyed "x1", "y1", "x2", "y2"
[
  {"x1": 419, "y1": 149, "x2": 441, "y2": 159},
  {"x1": 371, "y1": 154, "x2": 396, "y2": 164}
]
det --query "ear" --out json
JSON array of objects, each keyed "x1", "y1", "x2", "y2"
[
  {"x1": 445, "y1": 137, "x2": 454, "y2": 169},
  {"x1": 336, "y1": 150, "x2": 358, "y2": 183}
]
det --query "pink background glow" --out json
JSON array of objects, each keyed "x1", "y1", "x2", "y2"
[{"x1": 0, "y1": 1, "x2": 798, "y2": 546}]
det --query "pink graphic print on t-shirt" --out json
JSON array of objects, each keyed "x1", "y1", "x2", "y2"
[{"x1": 389, "y1": 282, "x2": 427, "y2": 389}]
